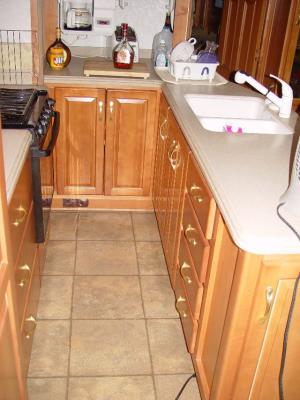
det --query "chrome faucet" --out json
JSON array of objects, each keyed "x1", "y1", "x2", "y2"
[{"x1": 234, "y1": 70, "x2": 293, "y2": 118}]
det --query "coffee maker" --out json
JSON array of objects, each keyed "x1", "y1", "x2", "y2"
[{"x1": 60, "y1": 0, "x2": 116, "y2": 43}]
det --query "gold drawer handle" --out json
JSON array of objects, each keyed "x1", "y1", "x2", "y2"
[
  {"x1": 24, "y1": 315, "x2": 37, "y2": 340},
  {"x1": 16, "y1": 278, "x2": 29, "y2": 288},
  {"x1": 170, "y1": 144, "x2": 181, "y2": 171},
  {"x1": 180, "y1": 262, "x2": 192, "y2": 284},
  {"x1": 159, "y1": 118, "x2": 168, "y2": 140},
  {"x1": 98, "y1": 100, "x2": 104, "y2": 121},
  {"x1": 109, "y1": 100, "x2": 114, "y2": 121},
  {"x1": 189, "y1": 185, "x2": 204, "y2": 203},
  {"x1": 168, "y1": 140, "x2": 177, "y2": 161},
  {"x1": 13, "y1": 206, "x2": 27, "y2": 227},
  {"x1": 16, "y1": 264, "x2": 31, "y2": 288},
  {"x1": 259, "y1": 286, "x2": 274, "y2": 323},
  {"x1": 176, "y1": 296, "x2": 188, "y2": 318},
  {"x1": 184, "y1": 225, "x2": 198, "y2": 246}
]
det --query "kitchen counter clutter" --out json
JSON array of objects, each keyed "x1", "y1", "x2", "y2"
[{"x1": 2, "y1": 129, "x2": 32, "y2": 203}]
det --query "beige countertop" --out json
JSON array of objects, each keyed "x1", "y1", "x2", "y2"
[
  {"x1": 44, "y1": 57, "x2": 300, "y2": 254},
  {"x1": 163, "y1": 82, "x2": 300, "y2": 255},
  {"x1": 44, "y1": 57, "x2": 162, "y2": 88},
  {"x1": 2, "y1": 129, "x2": 32, "y2": 203}
]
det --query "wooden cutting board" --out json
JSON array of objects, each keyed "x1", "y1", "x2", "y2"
[{"x1": 83, "y1": 59, "x2": 150, "y2": 79}]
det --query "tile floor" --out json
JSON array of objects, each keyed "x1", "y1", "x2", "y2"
[{"x1": 27, "y1": 211, "x2": 201, "y2": 400}]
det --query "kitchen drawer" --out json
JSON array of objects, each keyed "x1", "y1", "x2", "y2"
[
  {"x1": 178, "y1": 231, "x2": 204, "y2": 319},
  {"x1": 182, "y1": 194, "x2": 210, "y2": 284},
  {"x1": 21, "y1": 251, "x2": 40, "y2": 375},
  {"x1": 8, "y1": 156, "x2": 33, "y2": 265},
  {"x1": 15, "y1": 205, "x2": 37, "y2": 326},
  {"x1": 186, "y1": 154, "x2": 216, "y2": 239},
  {"x1": 175, "y1": 272, "x2": 198, "y2": 353}
]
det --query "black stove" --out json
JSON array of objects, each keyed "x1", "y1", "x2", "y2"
[
  {"x1": 0, "y1": 88, "x2": 55, "y2": 141},
  {"x1": 0, "y1": 87, "x2": 60, "y2": 244}
]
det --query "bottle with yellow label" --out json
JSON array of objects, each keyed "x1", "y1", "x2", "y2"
[{"x1": 46, "y1": 27, "x2": 71, "y2": 70}]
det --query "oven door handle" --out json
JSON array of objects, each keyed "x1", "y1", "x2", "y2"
[{"x1": 32, "y1": 111, "x2": 60, "y2": 158}]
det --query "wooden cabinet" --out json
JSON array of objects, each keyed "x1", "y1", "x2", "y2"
[
  {"x1": 105, "y1": 90, "x2": 158, "y2": 196},
  {"x1": 218, "y1": 0, "x2": 300, "y2": 94},
  {"x1": 154, "y1": 96, "x2": 300, "y2": 400},
  {"x1": 0, "y1": 127, "x2": 27, "y2": 400},
  {"x1": 54, "y1": 87, "x2": 159, "y2": 204},
  {"x1": 153, "y1": 98, "x2": 190, "y2": 286},
  {"x1": 55, "y1": 87, "x2": 105, "y2": 195}
]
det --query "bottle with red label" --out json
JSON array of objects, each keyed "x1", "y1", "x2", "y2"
[{"x1": 113, "y1": 23, "x2": 134, "y2": 69}]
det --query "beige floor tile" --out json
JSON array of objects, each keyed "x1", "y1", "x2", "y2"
[
  {"x1": 136, "y1": 242, "x2": 168, "y2": 275},
  {"x1": 70, "y1": 320, "x2": 151, "y2": 376},
  {"x1": 28, "y1": 320, "x2": 70, "y2": 377},
  {"x1": 68, "y1": 376, "x2": 155, "y2": 400},
  {"x1": 76, "y1": 241, "x2": 138, "y2": 275},
  {"x1": 154, "y1": 374, "x2": 201, "y2": 400},
  {"x1": 141, "y1": 276, "x2": 178, "y2": 318},
  {"x1": 27, "y1": 378, "x2": 67, "y2": 400},
  {"x1": 77, "y1": 212, "x2": 134, "y2": 240},
  {"x1": 132, "y1": 213, "x2": 161, "y2": 241},
  {"x1": 49, "y1": 212, "x2": 78, "y2": 240},
  {"x1": 147, "y1": 319, "x2": 194, "y2": 374},
  {"x1": 37, "y1": 276, "x2": 73, "y2": 319},
  {"x1": 72, "y1": 276, "x2": 143, "y2": 319},
  {"x1": 43, "y1": 241, "x2": 76, "y2": 275}
]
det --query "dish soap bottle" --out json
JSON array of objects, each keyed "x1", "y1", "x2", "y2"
[
  {"x1": 46, "y1": 27, "x2": 71, "y2": 70},
  {"x1": 152, "y1": 11, "x2": 173, "y2": 66},
  {"x1": 155, "y1": 40, "x2": 168, "y2": 67},
  {"x1": 196, "y1": 41, "x2": 219, "y2": 63},
  {"x1": 113, "y1": 23, "x2": 134, "y2": 69}
]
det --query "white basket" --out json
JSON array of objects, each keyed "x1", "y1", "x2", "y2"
[{"x1": 169, "y1": 60, "x2": 219, "y2": 82}]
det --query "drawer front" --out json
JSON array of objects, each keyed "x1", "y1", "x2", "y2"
[
  {"x1": 182, "y1": 194, "x2": 210, "y2": 284},
  {"x1": 21, "y1": 252, "x2": 40, "y2": 375},
  {"x1": 186, "y1": 154, "x2": 216, "y2": 239},
  {"x1": 15, "y1": 206, "x2": 37, "y2": 326},
  {"x1": 178, "y1": 232, "x2": 204, "y2": 319},
  {"x1": 9, "y1": 157, "x2": 33, "y2": 265},
  {"x1": 175, "y1": 272, "x2": 198, "y2": 353}
]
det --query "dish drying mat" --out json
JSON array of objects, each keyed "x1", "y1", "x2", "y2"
[{"x1": 155, "y1": 67, "x2": 228, "y2": 85}]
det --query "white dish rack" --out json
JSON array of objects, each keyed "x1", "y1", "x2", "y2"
[{"x1": 169, "y1": 59, "x2": 219, "y2": 82}]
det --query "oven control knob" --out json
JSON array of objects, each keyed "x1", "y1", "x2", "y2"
[
  {"x1": 46, "y1": 98, "x2": 55, "y2": 108},
  {"x1": 36, "y1": 123, "x2": 44, "y2": 136}
]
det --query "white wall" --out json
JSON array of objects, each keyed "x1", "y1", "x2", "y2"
[
  {"x1": 0, "y1": 0, "x2": 31, "y2": 30},
  {"x1": 115, "y1": 0, "x2": 170, "y2": 49}
]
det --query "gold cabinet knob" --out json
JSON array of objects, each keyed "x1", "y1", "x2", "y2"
[
  {"x1": 159, "y1": 118, "x2": 168, "y2": 140},
  {"x1": 189, "y1": 184, "x2": 204, "y2": 203},
  {"x1": 16, "y1": 264, "x2": 31, "y2": 288},
  {"x1": 13, "y1": 205, "x2": 27, "y2": 227},
  {"x1": 184, "y1": 225, "x2": 198, "y2": 246},
  {"x1": 180, "y1": 262, "x2": 192, "y2": 284},
  {"x1": 259, "y1": 286, "x2": 274, "y2": 324},
  {"x1": 176, "y1": 296, "x2": 188, "y2": 318},
  {"x1": 24, "y1": 315, "x2": 37, "y2": 340}
]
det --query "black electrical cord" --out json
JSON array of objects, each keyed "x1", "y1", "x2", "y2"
[
  {"x1": 277, "y1": 202, "x2": 300, "y2": 400},
  {"x1": 279, "y1": 273, "x2": 300, "y2": 400},
  {"x1": 174, "y1": 372, "x2": 196, "y2": 400},
  {"x1": 277, "y1": 203, "x2": 300, "y2": 242}
]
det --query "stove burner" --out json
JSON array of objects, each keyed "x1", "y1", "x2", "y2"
[{"x1": 0, "y1": 88, "x2": 38, "y2": 127}]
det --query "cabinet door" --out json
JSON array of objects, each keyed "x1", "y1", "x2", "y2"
[
  {"x1": 0, "y1": 280, "x2": 25, "y2": 400},
  {"x1": 105, "y1": 90, "x2": 158, "y2": 196},
  {"x1": 55, "y1": 87, "x2": 105, "y2": 195},
  {"x1": 218, "y1": 0, "x2": 268, "y2": 79},
  {"x1": 153, "y1": 94, "x2": 169, "y2": 218},
  {"x1": 164, "y1": 112, "x2": 189, "y2": 285}
]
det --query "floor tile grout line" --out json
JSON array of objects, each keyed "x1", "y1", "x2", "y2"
[
  {"x1": 66, "y1": 212, "x2": 79, "y2": 400},
  {"x1": 130, "y1": 211, "x2": 158, "y2": 400},
  {"x1": 28, "y1": 371, "x2": 196, "y2": 379}
]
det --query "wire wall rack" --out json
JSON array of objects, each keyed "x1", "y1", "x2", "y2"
[{"x1": 0, "y1": 30, "x2": 38, "y2": 85}]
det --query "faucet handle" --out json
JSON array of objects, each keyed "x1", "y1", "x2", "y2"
[{"x1": 269, "y1": 74, "x2": 293, "y2": 98}]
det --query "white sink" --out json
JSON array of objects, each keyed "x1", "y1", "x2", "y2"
[{"x1": 185, "y1": 94, "x2": 294, "y2": 134}]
